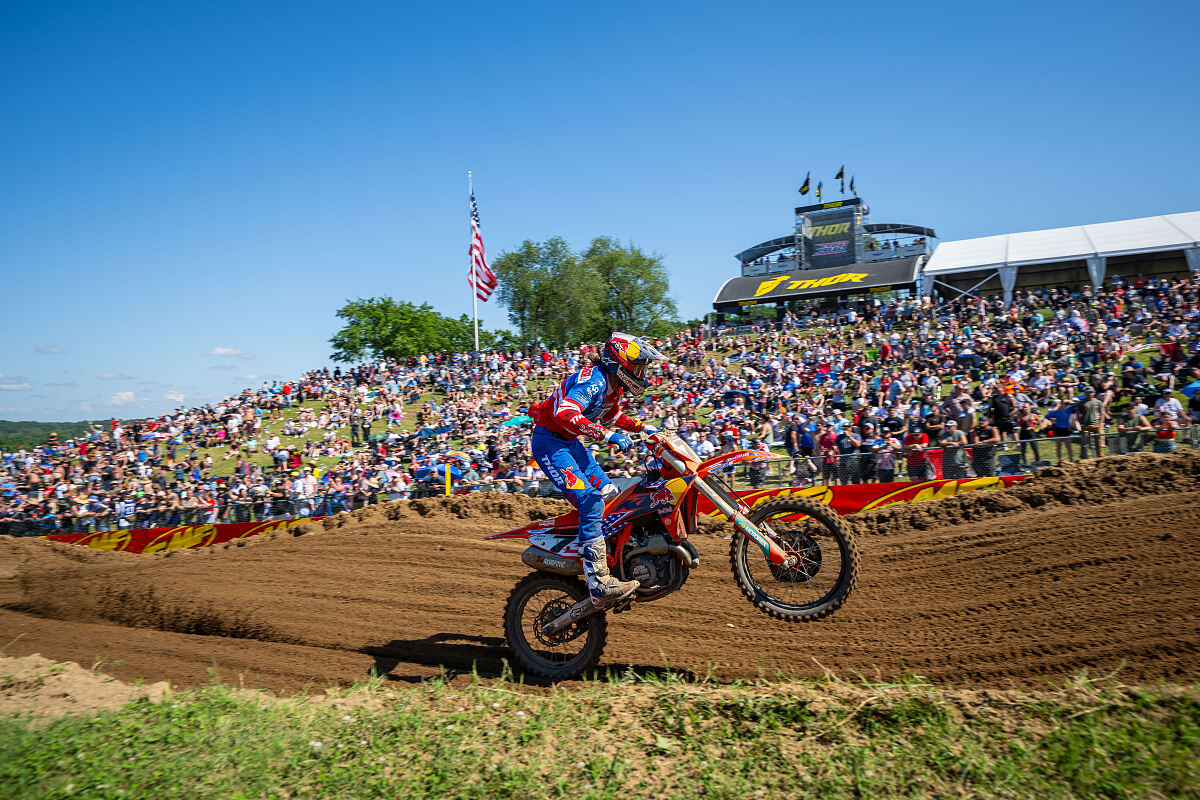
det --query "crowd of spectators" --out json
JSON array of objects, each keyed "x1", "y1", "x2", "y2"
[{"x1": 1, "y1": 274, "x2": 1198, "y2": 536}]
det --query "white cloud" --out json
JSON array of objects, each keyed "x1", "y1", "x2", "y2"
[
  {"x1": 0, "y1": 373, "x2": 31, "y2": 391},
  {"x1": 207, "y1": 347, "x2": 253, "y2": 359},
  {"x1": 35, "y1": 343, "x2": 64, "y2": 354},
  {"x1": 244, "y1": 373, "x2": 259, "y2": 381},
  {"x1": 164, "y1": 390, "x2": 185, "y2": 402},
  {"x1": 108, "y1": 391, "x2": 136, "y2": 406},
  {"x1": 79, "y1": 402, "x2": 93, "y2": 413},
  {"x1": 207, "y1": 364, "x2": 237, "y2": 370},
  {"x1": 98, "y1": 373, "x2": 135, "y2": 380}
]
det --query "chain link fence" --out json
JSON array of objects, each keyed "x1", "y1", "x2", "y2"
[
  {"x1": 719, "y1": 425, "x2": 1199, "y2": 492},
  {"x1": 4, "y1": 425, "x2": 1195, "y2": 538}
]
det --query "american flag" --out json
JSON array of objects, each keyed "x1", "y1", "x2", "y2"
[{"x1": 469, "y1": 191, "x2": 498, "y2": 301}]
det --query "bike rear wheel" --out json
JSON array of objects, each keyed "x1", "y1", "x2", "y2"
[
  {"x1": 730, "y1": 496, "x2": 858, "y2": 622},
  {"x1": 503, "y1": 572, "x2": 608, "y2": 680}
]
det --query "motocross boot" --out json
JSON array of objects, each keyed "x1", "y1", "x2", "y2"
[{"x1": 580, "y1": 538, "x2": 639, "y2": 609}]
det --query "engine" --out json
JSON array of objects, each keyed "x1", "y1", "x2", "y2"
[{"x1": 621, "y1": 522, "x2": 689, "y2": 598}]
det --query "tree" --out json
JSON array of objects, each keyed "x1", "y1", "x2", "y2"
[
  {"x1": 479, "y1": 328, "x2": 521, "y2": 351},
  {"x1": 582, "y1": 236, "x2": 678, "y2": 337},
  {"x1": 491, "y1": 240, "x2": 547, "y2": 350},
  {"x1": 492, "y1": 236, "x2": 679, "y2": 350},
  {"x1": 491, "y1": 237, "x2": 606, "y2": 350},
  {"x1": 329, "y1": 298, "x2": 471, "y2": 361}
]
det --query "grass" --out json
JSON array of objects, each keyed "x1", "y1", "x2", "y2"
[{"x1": 1, "y1": 670, "x2": 1197, "y2": 799}]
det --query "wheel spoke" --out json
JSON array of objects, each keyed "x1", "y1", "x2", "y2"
[
  {"x1": 742, "y1": 515, "x2": 846, "y2": 613},
  {"x1": 505, "y1": 574, "x2": 611, "y2": 680},
  {"x1": 513, "y1": 584, "x2": 599, "y2": 671}
]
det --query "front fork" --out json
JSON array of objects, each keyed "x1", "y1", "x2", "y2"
[{"x1": 691, "y1": 476, "x2": 796, "y2": 567}]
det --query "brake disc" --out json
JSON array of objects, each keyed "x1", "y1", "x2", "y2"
[
  {"x1": 532, "y1": 597, "x2": 585, "y2": 646},
  {"x1": 768, "y1": 530, "x2": 822, "y2": 582}
]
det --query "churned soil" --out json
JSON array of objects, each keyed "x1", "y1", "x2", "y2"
[
  {"x1": 0, "y1": 653, "x2": 170, "y2": 721},
  {"x1": 0, "y1": 452, "x2": 1197, "y2": 692}
]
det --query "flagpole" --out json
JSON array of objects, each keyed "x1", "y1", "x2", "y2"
[{"x1": 468, "y1": 171, "x2": 480, "y2": 353}]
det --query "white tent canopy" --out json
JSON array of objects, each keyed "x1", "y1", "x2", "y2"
[{"x1": 921, "y1": 211, "x2": 1200, "y2": 301}]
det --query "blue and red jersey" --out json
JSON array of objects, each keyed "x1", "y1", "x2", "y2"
[{"x1": 530, "y1": 365, "x2": 645, "y2": 440}]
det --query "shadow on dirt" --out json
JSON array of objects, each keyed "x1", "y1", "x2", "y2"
[{"x1": 360, "y1": 632, "x2": 698, "y2": 686}]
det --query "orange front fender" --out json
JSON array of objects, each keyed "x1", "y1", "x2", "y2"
[{"x1": 696, "y1": 449, "x2": 776, "y2": 479}]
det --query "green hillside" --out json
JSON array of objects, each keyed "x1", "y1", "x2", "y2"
[{"x1": 0, "y1": 420, "x2": 92, "y2": 450}]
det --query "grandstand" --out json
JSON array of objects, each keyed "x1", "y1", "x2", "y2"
[
  {"x1": 715, "y1": 196, "x2": 936, "y2": 322},
  {"x1": 922, "y1": 211, "x2": 1200, "y2": 305},
  {"x1": 716, "y1": 200, "x2": 1200, "y2": 320}
]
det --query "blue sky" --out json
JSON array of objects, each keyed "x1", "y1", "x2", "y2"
[{"x1": 2, "y1": 0, "x2": 1197, "y2": 422}]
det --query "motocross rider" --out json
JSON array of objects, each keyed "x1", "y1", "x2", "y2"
[{"x1": 529, "y1": 332, "x2": 669, "y2": 609}]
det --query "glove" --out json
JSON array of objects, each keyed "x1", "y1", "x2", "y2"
[
  {"x1": 641, "y1": 425, "x2": 660, "y2": 435},
  {"x1": 605, "y1": 430, "x2": 634, "y2": 452}
]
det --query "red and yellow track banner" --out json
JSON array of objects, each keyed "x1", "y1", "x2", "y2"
[
  {"x1": 698, "y1": 476, "x2": 1027, "y2": 520},
  {"x1": 41, "y1": 516, "x2": 323, "y2": 554},
  {"x1": 42, "y1": 476, "x2": 1027, "y2": 554}
]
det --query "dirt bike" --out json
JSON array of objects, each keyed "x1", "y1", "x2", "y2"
[{"x1": 487, "y1": 430, "x2": 859, "y2": 679}]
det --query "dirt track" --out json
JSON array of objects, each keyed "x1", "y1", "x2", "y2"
[{"x1": 1, "y1": 452, "x2": 1198, "y2": 691}]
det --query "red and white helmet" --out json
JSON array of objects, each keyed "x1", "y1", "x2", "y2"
[{"x1": 599, "y1": 332, "x2": 668, "y2": 395}]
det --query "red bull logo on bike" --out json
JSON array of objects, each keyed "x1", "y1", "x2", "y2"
[{"x1": 650, "y1": 477, "x2": 692, "y2": 511}]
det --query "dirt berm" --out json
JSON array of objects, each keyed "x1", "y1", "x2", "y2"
[{"x1": 0, "y1": 451, "x2": 1196, "y2": 692}]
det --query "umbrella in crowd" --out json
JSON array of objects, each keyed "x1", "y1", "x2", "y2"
[
  {"x1": 1182, "y1": 380, "x2": 1200, "y2": 400},
  {"x1": 414, "y1": 464, "x2": 464, "y2": 481},
  {"x1": 502, "y1": 415, "x2": 533, "y2": 427},
  {"x1": 412, "y1": 425, "x2": 453, "y2": 439}
]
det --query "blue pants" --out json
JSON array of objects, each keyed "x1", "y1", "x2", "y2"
[{"x1": 531, "y1": 428, "x2": 613, "y2": 543}]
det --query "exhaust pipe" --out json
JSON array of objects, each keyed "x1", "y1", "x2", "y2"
[
  {"x1": 521, "y1": 545, "x2": 584, "y2": 576},
  {"x1": 673, "y1": 542, "x2": 699, "y2": 568}
]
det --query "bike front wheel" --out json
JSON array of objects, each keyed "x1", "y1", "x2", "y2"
[{"x1": 729, "y1": 496, "x2": 859, "y2": 622}]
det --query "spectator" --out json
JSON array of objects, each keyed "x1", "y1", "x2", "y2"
[
  {"x1": 1043, "y1": 398, "x2": 1076, "y2": 463},
  {"x1": 1115, "y1": 403, "x2": 1152, "y2": 454},
  {"x1": 970, "y1": 416, "x2": 1002, "y2": 477},
  {"x1": 903, "y1": 418, "x2": 932, "y2": 480},
  {"x1": 1075, "y1": 386, "x2": 1106, "y2": 457},
  {"x1": 940, "y1": 419, "x2": 968, "y2": 479},
  {"x1": 3, "y1": 275, "x2": 1198, "y2": 537},
  {"x1": 1016, "y1": 403, "x2": 1043, "y2": 463}
]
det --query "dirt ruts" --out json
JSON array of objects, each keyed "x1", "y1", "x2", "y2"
[{"x1": 0, "y1": 451, "x2": 1196, "y2": 692}]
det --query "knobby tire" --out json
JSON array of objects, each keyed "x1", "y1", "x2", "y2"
[
  {"x1": 729, "y1": 496, "x2": 859, "y2": 622},
  {"x1": 503, "y1": 572, "x2": 608, "y2": 680}
]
